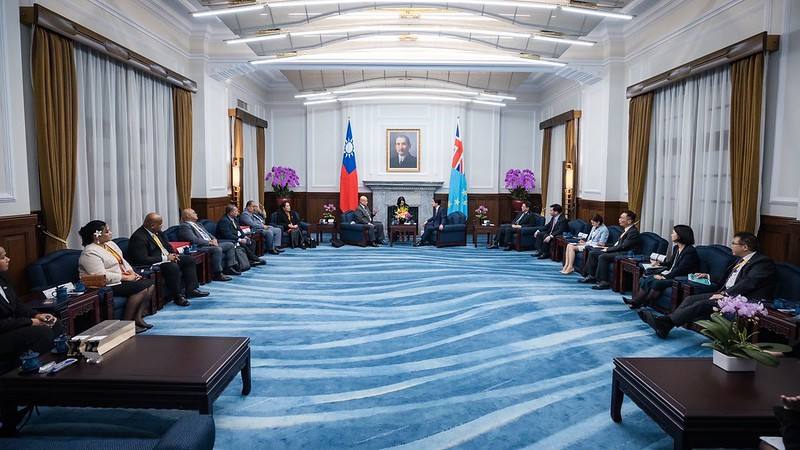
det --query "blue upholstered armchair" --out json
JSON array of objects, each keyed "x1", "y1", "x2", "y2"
[
  {"x1": 268, "y1": 212, "x2": 309, "y2": 247},
  {"x1": 199, "y1": 219, "x2": 217, "y2": 237},
  {"x1": 338, "y1": 211, "x2": 372, "y2": 246},
  {"x1": 577, "y1": 225, "x2": 624, "y2": 270},
  {"x1": 663, "y1": 245, "x2": 737, "y2": 312},
  {"x1": 774, "y1": 263, "x2": 800, "y2": 302},
  {"x1": 435, "y1": 212, "x2": 467, "y2": 247},
  {"x1": 565, "y1": 219, "x2": 591, "y2": 241},
  {"x1": 513, "y1": 214, "x2": 546, "y2": 251},
  {"x1": 165, "y1": 225, "x2": 181, "y2": 242},
  {"x1": 0, "y1": 415, "x2": 215, "y2": 450},
  {"x1": 27, "y1": 249, "x2": 126, "y2": 321}
]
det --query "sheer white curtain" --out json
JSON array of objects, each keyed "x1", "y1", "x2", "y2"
[
  {"x1": 546, "y1": 124, "x2": 566, "y2": 209},
  {"x1": 641, "y1": 67, "x2": 733, "y2": 245},
  {"x1": 242, "y1": 122, "x2": 259, "y2": 205},
  {"x1": 70, "y1": 45, "x2": 178, "y2": 248}
]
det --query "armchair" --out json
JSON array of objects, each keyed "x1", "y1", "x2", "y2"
[
  {"x1": 578, "y1": 225, "x2": 623, "y2": 272},
  {"x1": 26, "y1": 250, "x2": 122, "y2": 321},
  {"x1": 512, "y1": 214, "x2": 546, "y2": 251},
  {"x1": 663, "y1": 245, "x2": 737, "y2": 313},
  {"x1": 268, "y1": 212, "x2": 310, "y2": 247},
  {"x1": 435, "y1": 212, "x2": 468, "y2": 247},
  {"x1": 0, "y1": 415, "x2": 215, "y2": 450},
  {"x1": 551, "y1": 219, "x2": 590, "y2": 260},
  {"x1": 613, "y1": 232, "x2": 670, "y2": 292},
  {"x1": 114, "y1": 237, "x2": 163, "y2": 313},
  {"x1": 338, "y1": 211, "x2": 372, "y2": 246}
]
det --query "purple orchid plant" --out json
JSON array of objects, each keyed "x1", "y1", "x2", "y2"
[
  {"x1": 696, "y1": 295, "x2": 791, "y2": 367},
  {"x1": 322, "y1": 203, "x2": 337, "y2": 220},
  {"x1": 266, "y1": 166, "x2": 300, "y2": 197},
  {"x1": 504, "y1": 169, "x2": 536, "y2": 200},
  {"x1": 474, "y1": 205, "x2": 489, "y2": 222}
]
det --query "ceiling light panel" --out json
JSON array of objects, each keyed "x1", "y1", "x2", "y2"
[
  {"x1": 266, "y1": 1, "x2": 556, "y2": 9},
  {"x1": 192, "y1": 3, "x2": 264, "y2": 17}
]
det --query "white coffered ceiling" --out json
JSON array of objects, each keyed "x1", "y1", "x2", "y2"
[{"x1": 179, "y1": 0, "x2": 637, "y2": 94}]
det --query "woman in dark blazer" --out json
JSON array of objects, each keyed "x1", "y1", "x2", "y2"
[
  {"x1": 275, "y1": 200, "x2": 307, "y2": 249},
  {"x1": 624, "y1": 225, "x2": 700, "y2": 309},
  {"x1": 0, "y1": 246, "x2": 63, "y2": 361}
]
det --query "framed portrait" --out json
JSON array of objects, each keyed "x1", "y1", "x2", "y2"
[{"x1": 386, "y1": 129, "x2": 421, "y2": 172}]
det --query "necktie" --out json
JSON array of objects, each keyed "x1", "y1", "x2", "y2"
[
  {"x1": 0, "y1": 284, "x2": 8, "y2": 304},
  {"x1": 152, "y1": 234, "x2": 169, "y2": 256},
  {"x1": 550, "y1": 217, "x2": 556, "y2": 233},
  {"x1": 514, "y1": 212, "x2": 524, "y2": 225},
  {"x1": 190, "y1": 221, "x2": 211, "y2": 240},
  {"x1": 726, "y1": 259, "x2": 747, "y2": 284}
]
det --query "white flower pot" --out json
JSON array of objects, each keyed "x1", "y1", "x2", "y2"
[{"x1": 713, "y1": 350, "x2": 757, "y2": 372}]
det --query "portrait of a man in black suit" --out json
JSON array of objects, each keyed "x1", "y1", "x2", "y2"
[{"x1": 387, "y1": 130, "x2": 420, "y2": 172}]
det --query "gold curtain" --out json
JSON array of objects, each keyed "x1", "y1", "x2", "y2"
[
  {"x1": 232, "y1": 117, "x2": 244, "y2": 209},
  {"x1": 730, "y1": 53, "x2": 764, "y2": 234},
  {"x1": 540, "y1": 127, "x2": 552, "y2": 214},
  {"x1": 256, "y1": 126, "x2": 266, "y2": 207},
  {"x1": 173, "y1": 88, "x2": 193, "y2": 212},
  {"x1": 33, "y1": 28, "x2": 77, "y2": 252},
  {"x1": 626, "y1": 93, "x2": 654, "y2": 217},
  {"x1": 565, "y1": 119, "x2": 577, "y2": 163}
]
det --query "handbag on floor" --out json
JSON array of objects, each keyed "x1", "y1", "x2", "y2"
[{"x1": 234, "y1": 246, "x2": 251, "y2": 271}]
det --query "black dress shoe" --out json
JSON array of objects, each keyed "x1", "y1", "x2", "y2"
[
  {"x1": 135, "y1": 325, "x2": 149, "y2": 334},
  {"x1": 213, "y1": 273, "x2": 232, "y2": 282},
  {"x1": 370, "y1": 242, "x2": 379, "y2": 247},
  {"x1": 531, "y1": 252, "x2": 541, "y2": 257},
  {"x1": 174, "y1": 295, "x2": 191, "y2": 306},
  {"x1": 136, "y1": 320, "x2": 153, "y2": 329},
  {"x1": 269, "y1": 249, "x2": 280, "y2": 255},
  {"x1": 187, "y1": 289, "x2": 209, "y2": 298},
  {"x1": 223, "y1": 267, "x2": 241, "y2": 276},
  {"x1": 577, "y1": 277, "x2": 596, "y2": 284},
  {"x1": 653, "y1": 316, "x2": 674, "y2": 339},
  {"x1": 487, "y1": 243, "x2": 498, "y2": 249},
  {"x1": 503, "y1": 246, "x2": 513, "y2": 251},
  {"x1": 592, "y1": 282, "x2": 611, "y2": 290},
  {"x1": 276, "y1": 248, "x2": 285, "y2": 253},
  {"x1": 250, "y1": 259, "x2": 266, "y2": 266},
  {"x1": 537, "y1": 255, "x2": 550, "y2": 260}
]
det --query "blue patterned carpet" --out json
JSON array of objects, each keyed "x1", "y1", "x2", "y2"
[{"x1": 26, "y1": 243, "x2": 710, "y2": 449}]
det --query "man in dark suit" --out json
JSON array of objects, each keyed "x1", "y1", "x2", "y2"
[
  {"x1": 579, "y1": 210, "x2": 641, "y2": 290},
  {"x1": 352, "y1": 196, "x2": 385, "y2": 246},
  {"x1": 128, "y1": 212, "x2": 208, "y2": 306},
  {"x1": 0, "y1": 246, "x2": 63, "y2": 360},
  {"x1": 216, "y1": 204, "x2": 265, "y2": 266},
  {"x1": 531, "y1": 204, "x2": 569, "y2": 259},
  {"x1": 640, "y1": 232, "x2": 777, "y2": 339},
  {"x1": 489, "y1": 201, "x2": 538, "y2": 250},
  {"x1": 178, "y1": 208, "x2": 238, "y2": 281},
  {"x1": 389, "y1": 135, "x2": 418, "y2": 169},
  {"x1": 417, "y1": 198, "x2": 447, "y2": 246}
]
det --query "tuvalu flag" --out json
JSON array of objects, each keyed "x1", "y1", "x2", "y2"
[
  {"x1": 447, "y1": 120, "x2": 468, "y2": 215},
  {"x1": 339, "y1": 119, "x2": 359, "y2": 212}
]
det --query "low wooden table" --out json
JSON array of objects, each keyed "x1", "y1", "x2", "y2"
[
  {"x1": 0, "y1": 335, "x2": 251, "y2": 435},
  {"x1": 309, "y1": 222, "x2": 338, "y2": 243},
  {"x1": 389, "y1": 223, "x2": 417, "y2": 246},
  {"x1": 472, "y1": 224, "x2": 497, "y2": 248},
  {"x1": 27, "y1": 290, "x2": 103, "y2": 335},
  {"x1": 611, "y1": 357, "x2": 799, "y2": 450},
  {"x1": 614, "y1": 258, "x2": 641, "y2": 293}
]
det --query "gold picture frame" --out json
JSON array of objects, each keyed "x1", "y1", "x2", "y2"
[{"x1": 386, "y1": 129, "x2": 421, "y2": 172}]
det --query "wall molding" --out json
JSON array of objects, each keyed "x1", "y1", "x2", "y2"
[
  {"x1": 191, "y1": 196, "x2": 231, "y2": 220},
  {"x1": 0, "y1": 3, "x2": 15, "y2": 203}
]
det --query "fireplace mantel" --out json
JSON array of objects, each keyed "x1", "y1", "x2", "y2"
[{"x1": 362, "y1": 180, "x2": 443, "y2": 227}]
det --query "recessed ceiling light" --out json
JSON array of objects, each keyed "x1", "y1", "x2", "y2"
[
  {"x1": 192, "y1": 3, "x2": 263, "y2": 17},
  {"x1": 559, "y1": 6, "x2": 633, "y2": 20}
]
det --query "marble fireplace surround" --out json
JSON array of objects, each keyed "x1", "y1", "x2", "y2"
[{"x1": 362, "y1": 181, "x2": 443, "y2": 227}]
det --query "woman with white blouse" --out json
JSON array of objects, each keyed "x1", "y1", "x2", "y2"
[
  {"x1": 561, "y1": 215, "x2": 609, "y2": 275},
  {"x1": 78, "y1": 220, "x2": 155, "y2": 333}
]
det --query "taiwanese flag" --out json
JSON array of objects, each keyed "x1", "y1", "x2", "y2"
[{"x1": 339, "y1": 120, "x2": 359, "y2": 212}]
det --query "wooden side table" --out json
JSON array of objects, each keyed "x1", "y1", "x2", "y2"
[
  {"x1": 472, "y1": 224, "x2": 497, "y2": 247},
  {"x1": 614, "y1": 258, "x2": 641, "y2": 293},
  {"x1": 184, "y1": 251, "x2": 209, "y2": 285},
  {"x1": 389, "y1": 223, "x2": 417, "y2": 246},
  {"x1": 309, "y1": 222, "x2": 338, "y2": 243},
  {"x1": 28, "y1": 289, "x2": 102, "y2": 335}
]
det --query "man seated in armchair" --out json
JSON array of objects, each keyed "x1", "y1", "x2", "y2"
[
  {"x1": 352, "y1": 196, "x2": 385, "y2": 247},
  {"x1": 639, "y1": 232, "x2": 776, "y2": 339},
  {"x1": 488, "y1": 200, "x2": 537, "y2": 250},
  {"x1": 417, "y1": 199, "x2": 447, "y2": 246},
  {"x1": 178, "y1": 208, "x2": 238, "y2": 281},
  {"x1": 579, "y1": 210, "x2": 641, "y2": 290},
  {"x1": 531, "y1": 204, "x2": 569, "y2": 259}
]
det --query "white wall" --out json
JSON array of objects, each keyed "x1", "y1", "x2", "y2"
[
  {"x1": 263, "y1": 98, "x2": 537, "y2": 195},
  {"x1": 0, "y1": 0, "x2": 30, "y2": 216},
  {"x1": 534, "y1": 0, "x2": 800, "y2": 221}
]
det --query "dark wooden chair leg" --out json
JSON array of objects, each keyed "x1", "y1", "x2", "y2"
[{"x1": 610, "y1": 375, "x2": 624, "y2": 423}]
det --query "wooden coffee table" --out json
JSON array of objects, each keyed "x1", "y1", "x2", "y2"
[
  {"x1": 389, "y1": 223, "x2": 417, "y2": 246},
  {"x1": 611, "y1": 357, "x2": 799, "y2": 450},
  {"x1": 472, "y1": 224, "x2": 497, "y2": 247},
  {"x1": 309, "y1": 222, "x2": 338, "y2": 243},
  {"x1": 0, "y1": 335, "x2": 250, "y2": 435}
]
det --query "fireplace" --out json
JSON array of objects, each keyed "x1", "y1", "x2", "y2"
[{"x1": 362, "y1": 181, "x2": 443, "y2": 227}]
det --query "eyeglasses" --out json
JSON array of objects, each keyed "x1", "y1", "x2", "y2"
[{"x1": 730, "y1": 241, "x2": 743, "y2": 246}]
